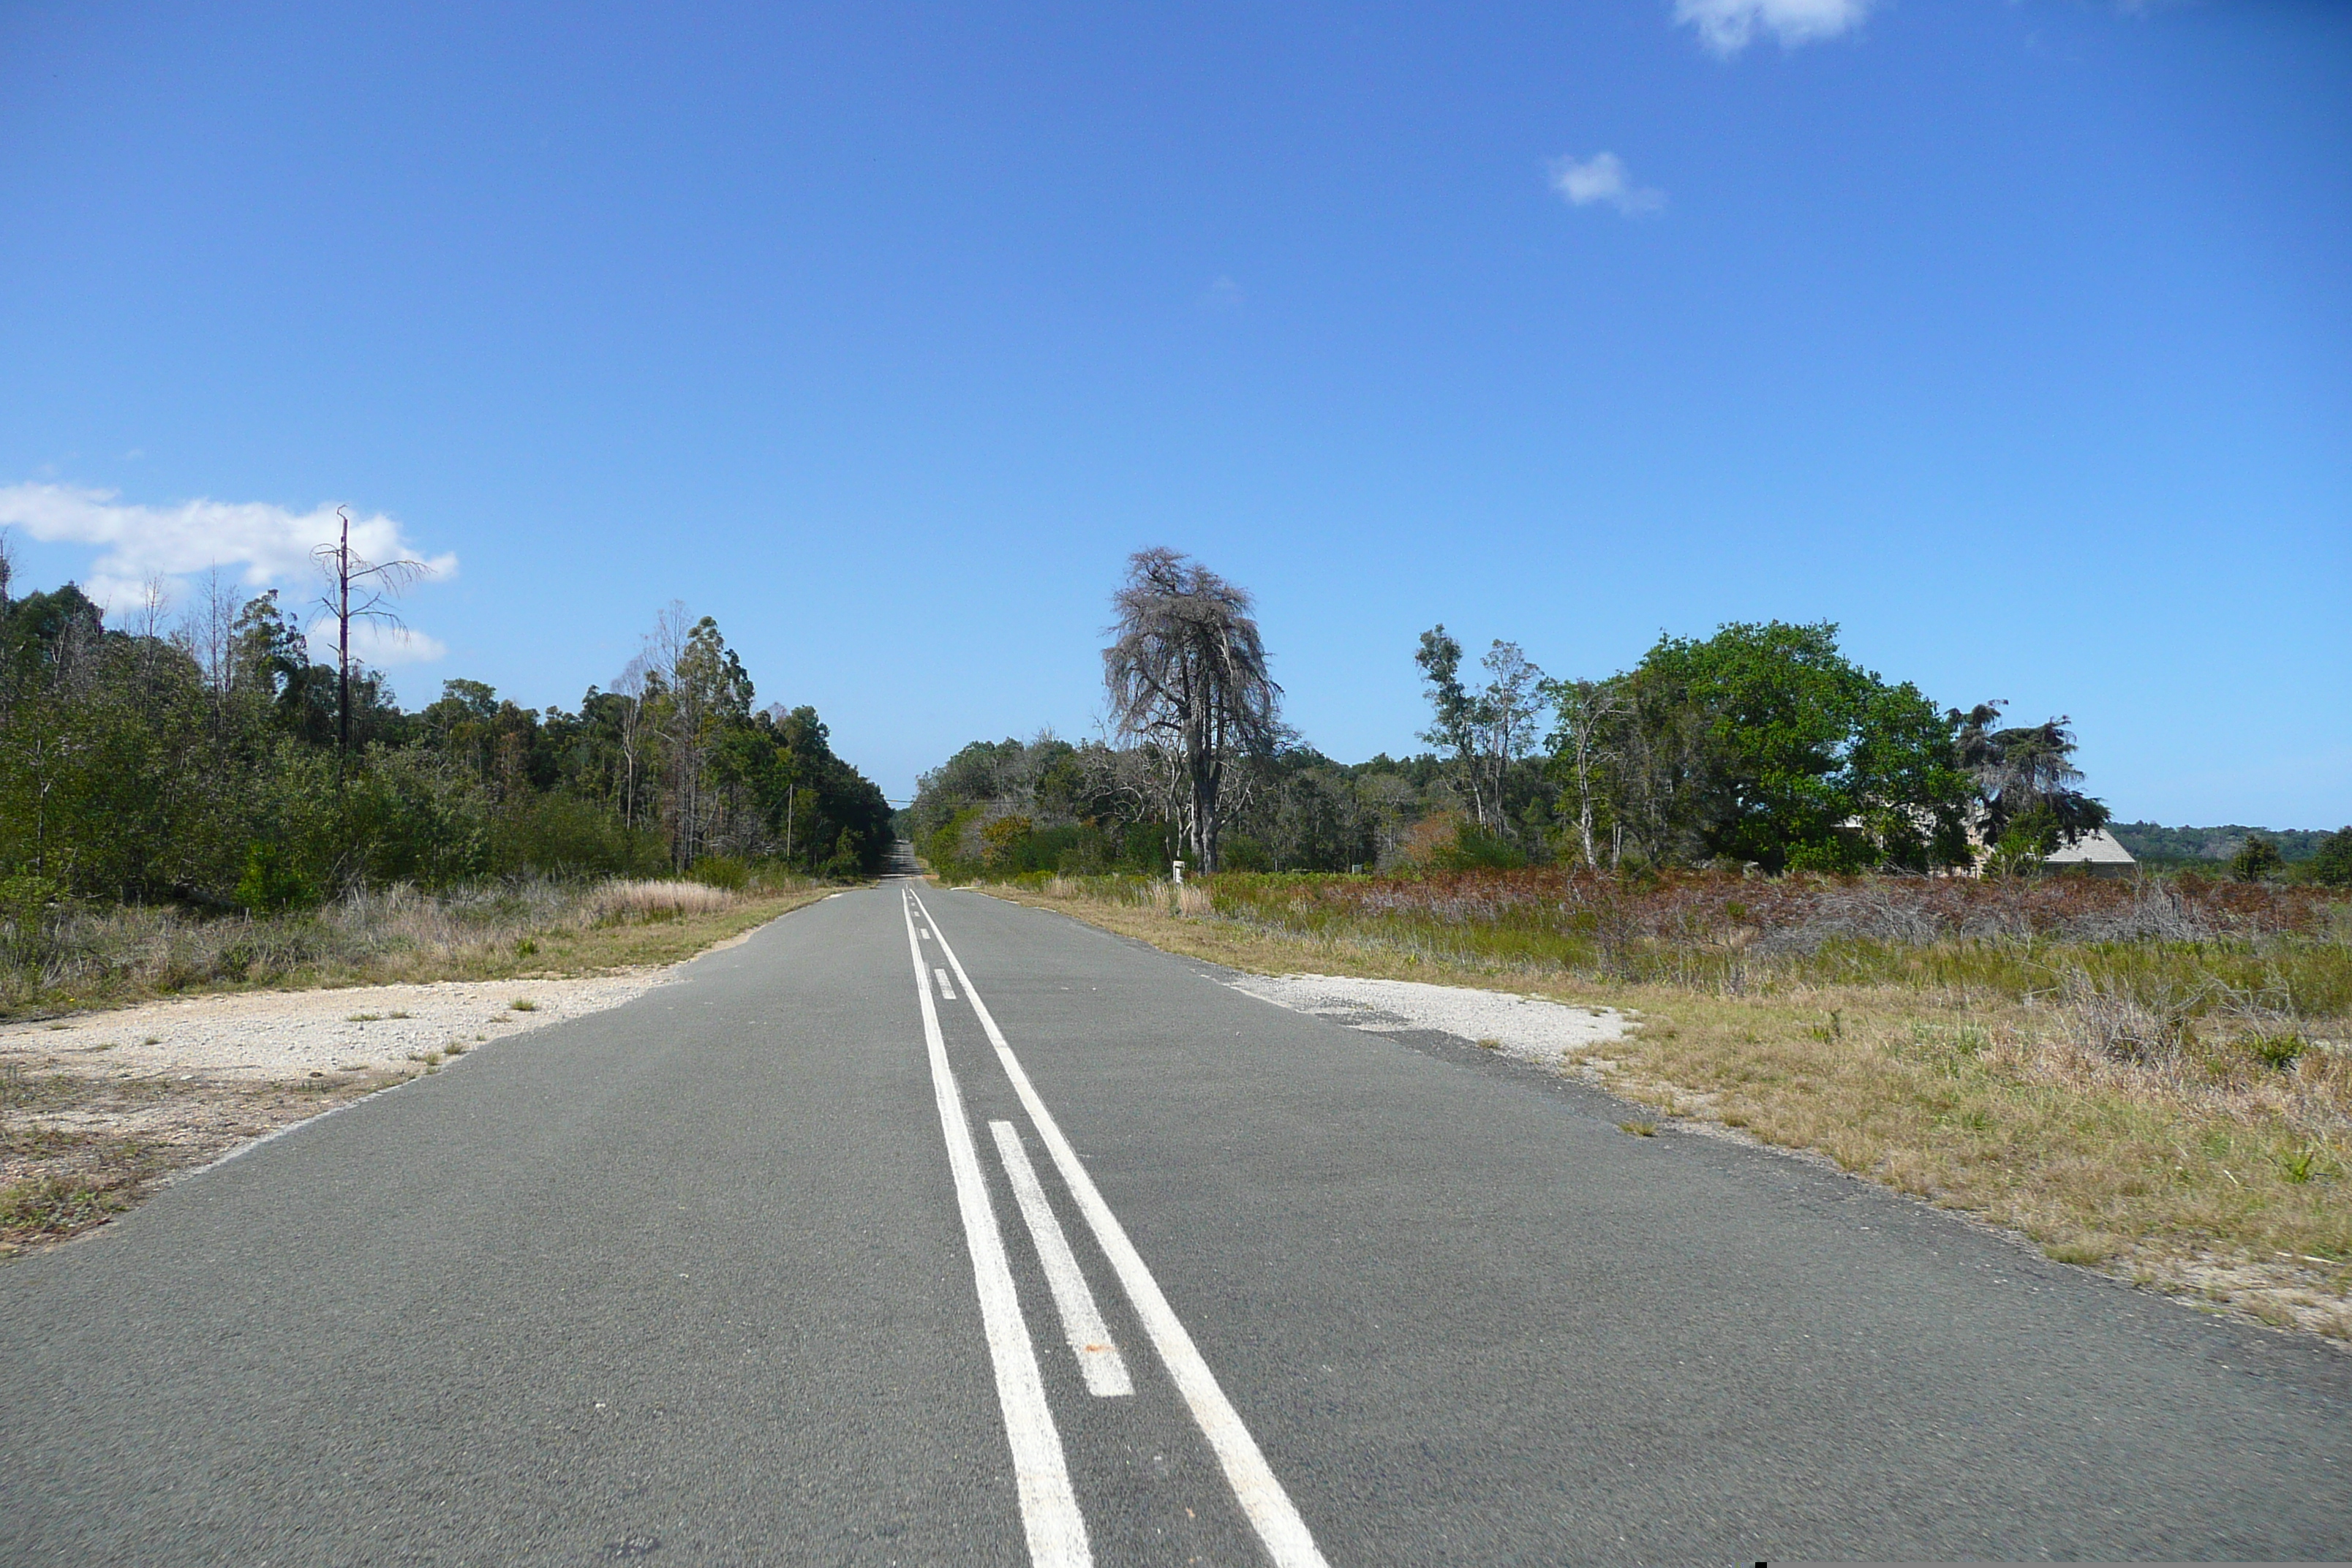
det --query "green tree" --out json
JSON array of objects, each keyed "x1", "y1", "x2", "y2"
[
  {"x1": 2230, "y1": 833, "x2": 2285, "y2": 883},
  {"x1": 1951, "y1": 704, "x2": 2111, "y2": 851},
  {"x1": 1543, "y1": 622, "x2": 1970, "y2": 873},
  {"x1": 2307, "y1": 827, "x2": 2352, "y2": 888}
]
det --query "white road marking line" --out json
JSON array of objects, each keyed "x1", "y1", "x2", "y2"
[
  {"x1": 935, "y1": 966, "x2": 957, "y2": 1001},
  {"x1": 913, "y1": 890, "x2": 1330, "y2": 1568},
  {"x1": 990, "y1": 1120, "x2": 1135, "y2": 1398},
  {"x1": 899, "y1": 889, "x2": 1090, "y2": 1568}
]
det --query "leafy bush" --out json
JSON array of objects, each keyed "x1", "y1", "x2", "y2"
[
  {"x1": 688, "y1": 855, "x2": 750, "y2": 891},
  {"x1": 2231, "y1": 834, "x2": 2285, "y2": 883},
  {"x1": 233, "y1": 843, "x2": 316, "y2": 913},
  {"x1": 2306, "y1": 827, "x2": 2352, "y2": 889}
]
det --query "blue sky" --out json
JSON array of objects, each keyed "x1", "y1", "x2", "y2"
[{"x1": 2, "y1": 1, "x2": 2345, "y2": 822}]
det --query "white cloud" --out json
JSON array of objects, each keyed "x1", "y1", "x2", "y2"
[
  {"x1": 0, "y1": 483, "x2": 458, "y2": 641},
  {"x1": 305, "y1": 617, "x2": 450, "y2": 667},
  {"x1": 1548, "y1": 152, "x2": 1667, "y2": 216},
  {"x1": 1197, "y1": 274, "x2": 1245, "y2": 314},
  {"x1": 1674, "y1": 0, "x2": 1874, "y2": 56}
]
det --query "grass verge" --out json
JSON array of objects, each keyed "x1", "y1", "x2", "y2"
[
  {"x1": 983, "y1": 874, "x2": 2352, "y2": 1342},
  {"x1": 3, "y1": 877, "x2": 838, "y2": 1019},
  {"x1": 1, "y1": 878, "x2": 841, "y2": 1253}
]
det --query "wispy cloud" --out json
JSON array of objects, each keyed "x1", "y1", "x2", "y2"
[
  {"x1": 1196, "y1": 274, "x2": 1245, "y2": 314},
  {"x1": 0, "y1": 482, "x2": 458, "y2": 658},
  {"x1": 1673, "y1": 0, "x2": 1874, "y2": 56},
  {"x1": 305, "y1": 617, "x2": 451, "y2": 666},
  {"x1": 1548, "y1": 153, "x2": 1667, "y2": 216}
]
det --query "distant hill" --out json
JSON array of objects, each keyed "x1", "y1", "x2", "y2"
[{"x1": 2109, "y1": 822, "x2": 2340, "y2": 864}]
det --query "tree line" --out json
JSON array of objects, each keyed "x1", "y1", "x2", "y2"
[
  {"x1": 908, "y1": 549, "x2": 2182, "y2": 881},
  {"x1": 0, "y1": 547, "x2": 893, "y2": 911}
]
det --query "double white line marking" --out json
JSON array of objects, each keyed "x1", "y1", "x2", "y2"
[{"x1": 900, "y1": 886, "x2": 1327, "y2": 1568}]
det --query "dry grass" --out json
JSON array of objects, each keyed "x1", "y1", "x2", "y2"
[
  {"x1": 1, "y1": 877, "x2": 834, "y2": 1019},
  {"x1": 990, "y1": 872, "x2": 2352, "y2": 1341},
  {"x1": 1, "y1": 1060, "x2": 407, "y2": 1254},
  {"x1": 1, "y1": 874, "x2": 842, "y2": 1252}
]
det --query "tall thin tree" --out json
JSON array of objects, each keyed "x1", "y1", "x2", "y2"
[
  {"x1": 311, "y1": 507, "x2": 428, "y2": 775},
  {"x1": 1102, "y1": 548, "x2": 1281, "y2": 872}
]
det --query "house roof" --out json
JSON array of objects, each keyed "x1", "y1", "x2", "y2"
[{"x1": 2042, "y1": 828, "x2": 2137, "y2": 865}]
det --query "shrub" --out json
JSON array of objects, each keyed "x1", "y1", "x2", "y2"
[
  {"x1": 233, "y1": 843, "x2": 317, "y2": 913},
  {"x1": 688, "y1": 856, "x2": 751, "y2": 891},
  {"x1": 2231, "y1": 834, "x2": 2285, "y2": 883},
  {"x1": 2307, "y1": 827, "x2": 2352, "y2": 889}
]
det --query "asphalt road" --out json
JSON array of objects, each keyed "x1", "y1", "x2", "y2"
[{"x1": 4, "y1": 878, "x2": 2350, "y2": 1565}]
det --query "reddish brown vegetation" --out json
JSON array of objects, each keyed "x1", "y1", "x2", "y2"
[{"x1": 1220, "y1": 869, "x2": 2343, "y2": 955}]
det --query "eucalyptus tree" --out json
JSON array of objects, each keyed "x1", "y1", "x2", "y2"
[
  {"x1": 1414, "y1": 626, "x2": 1485, "y2": 826},
  {"x1": 1542, "y1": 676, "x2": 1627, "y2": 867},
  {"x1": 1102, "y1": 548, "x2": 1281, "y2": 872}
]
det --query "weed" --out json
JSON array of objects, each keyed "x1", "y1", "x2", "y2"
[
  {"x1": 0, "y1": 1172, "x2": 130, "y2": 1238},
  {"x1": 347, "y1": 1013, "x2": 382, "y2": 1023},
  {"x1": 510, "y1": 998, "x2": 538, "y2": 1012},
  {"x1": 2242, "y1": 1030, "x2": 2307, "y2": 1070},
  {"x1": 2045, "y1": 1237, "x2": 2119, "y2": 1267},
  {"x1": 445, "y1": 1041, "x2": 467, "y2": 1056},
  {"x1": 1619, "y1": 1120, "x2": 1658, "y2": 1137},
  {"x1": 1476, "y1": 1036, "x2": 1502, "y2": 1050},
  {"x1": 2283, "y1": 1147, "x2": 2321, "y2": 1184},
  {"x1": 516, "y1": 938, "x2": 539, "y2": 957}
]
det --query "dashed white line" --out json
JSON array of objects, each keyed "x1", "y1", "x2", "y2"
[
  {"x1": 899, "y1": 889, "x2": 1090, "y2": 1568},
  {"x1": 935, "y1": 966, "x2": 957, "y2": 1001},
  {"x1": 991, "y1": 1120, "x2": 1134, "y2": 1398},
  {"x1": 913, "y1": 888, "x2": 1330, "y2": 1568}
]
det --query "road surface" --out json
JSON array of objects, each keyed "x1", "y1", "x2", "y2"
[{"x1": 4, "y1": 879, "x2": 2348, "y2": 1564}]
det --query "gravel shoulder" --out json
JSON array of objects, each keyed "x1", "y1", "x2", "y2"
[
  {"x1": 0, "y1": 972, "x2": 666, "y2": 1086},
  {"x1": 2, "y1": 949, "x2": 732, "y2": 1254},
  {"x1": 1224, "y1": 971, "x2": 1630, "y2": 1066}
]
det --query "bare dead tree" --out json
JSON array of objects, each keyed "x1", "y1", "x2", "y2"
[
  {"x1": 613, "y1": 652, "x2": 654, "y2": 832},
  {"x1": 312, "y1": 507, "x2": 429, "y2": 772},
  {"x1": 171, "y1": 568, "x2": 244, "y2": 727},
  {"x1": 123, "y1": 574, "x2": 174, "y2": 684},
  {"x1": 1101, "y1": 548, "x2": 1281, "y2": 872}
]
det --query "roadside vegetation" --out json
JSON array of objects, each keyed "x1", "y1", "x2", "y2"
[
  {"x1": 0, "y1": 874, "x2": 828, "y2": 1252},
  {"x1": 0, "y1": 532, "x2": 880, "y2": 1250},
  {"x1": 995, "y1": 867, "x2": 2352, "y2": 1337},
  {"x1": 0, "y1": 872, "x2": 829, "y2": 1019},
  {"x1": 913, "y1": 548, "x2": 2352, "y2": 1339},
  {"x1": 0, "y1": 530, "x2": 892, "y2": 1011}
]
